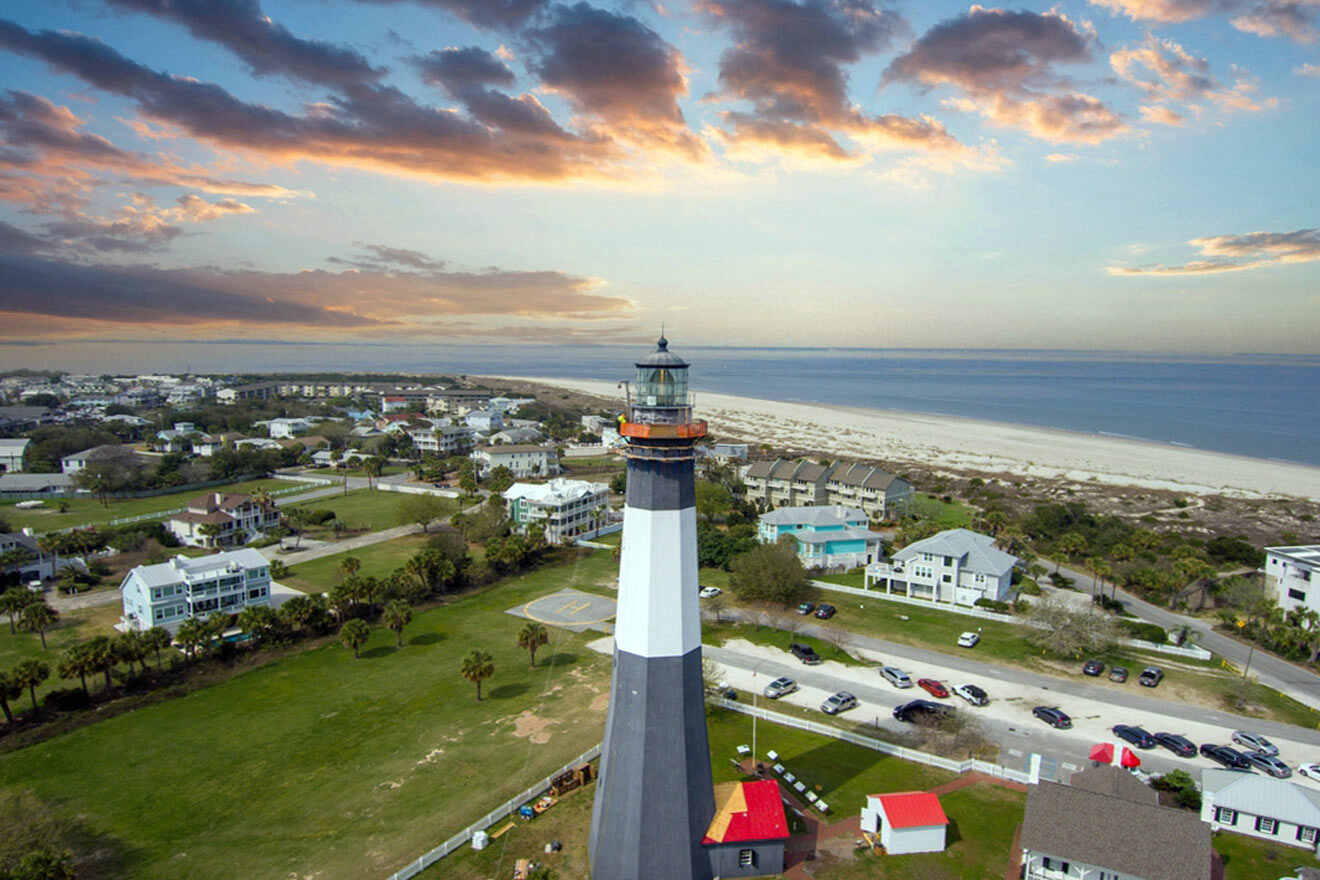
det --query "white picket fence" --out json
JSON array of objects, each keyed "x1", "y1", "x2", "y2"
[
  {"x1": 384, "y1": 744, "x2": 601, "y2": 880},
  {"x1": 809, "y1": 579, "x2": 1213, "y2": 661},
  {"x1": 375, "y1": 482, "x2": 460, "y2": 499}
]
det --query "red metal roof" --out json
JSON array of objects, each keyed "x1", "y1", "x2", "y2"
[
  {"x1": 873, "y1": 791, "x2": 947, "y2": 829},
  {"x1": 702, "y1": 780, "x2": 789, "y2": 844}
]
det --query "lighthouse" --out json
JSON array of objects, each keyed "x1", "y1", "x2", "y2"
[{"x1": 589, "y1": 335, "x2": 715, "y2": 880}]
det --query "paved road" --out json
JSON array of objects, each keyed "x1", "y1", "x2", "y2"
[{"x1": 266, "y1": 523, "x2": 426, "y2": 565}]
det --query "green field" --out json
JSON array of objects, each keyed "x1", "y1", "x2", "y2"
[
  {"x1": 813, "y1": 569, "x2": 866, "y2": 588},
  {"x1": 0, "y1": 604, "x2": 124, "y2": 706},
  {"x1": 1213, "y1": 829, "x2": 1320, "y2": 880},
  {"x1": 0, "y1": 478, "x2": 302, "y2": 533},
  {"x1": 911, "y1": 493, "x2": 974, "y2": 529},
  {"x1": 286, "y1": 489, "x2": 458, "y2": 536},
  {"x1": 280, "y1": 535, "x2": 432, "y2": 593},
  {"x1": 0, "y1": 550, "x2": 620, "y2": 879}
]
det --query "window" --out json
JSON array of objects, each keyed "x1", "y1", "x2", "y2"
[
  {"x1": 1256, "y1": 816, "x2": 1278, "y2": 835},
  {"x1": 1215, "y1": 807, "x2": 1238, "y2": 824},
  {"x1": 1291, "y1": 589, "x2": 1307, "y2": 601},
  {"x1": 1298, "y1": 826, "x2": 1318, "y2": 844},
  {"x1": 738, "y1": 849, "x2": 756, "y2": 868}
]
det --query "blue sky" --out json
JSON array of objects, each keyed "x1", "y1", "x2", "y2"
[{"x1": 0, "y1": 0, "x2": 1316, "y2": 352}]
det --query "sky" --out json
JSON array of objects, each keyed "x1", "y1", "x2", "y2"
[{"x1": 0, "y1": 0, "x2": 1316, "y2": 355}]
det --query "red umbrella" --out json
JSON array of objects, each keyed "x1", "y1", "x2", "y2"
[
  {"x1": 1089, "y1": 743, "x2": 1114, "y2": 764},
  {"x1": 1120, "y1": 747, "x2": 1141, "y2": 769}
]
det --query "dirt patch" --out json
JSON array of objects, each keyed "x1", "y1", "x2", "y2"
[
  {"x1": 589, "y1": 693, "x2": 609, "y2": 712},
  {"x1": 416, "y1": 748, "x2": 444, "y2": 766},
  {"x1": 511, "y1": 710, "x2": 559, "y2": 744}
]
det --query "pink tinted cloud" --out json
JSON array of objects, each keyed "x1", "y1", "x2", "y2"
[{"x1": 1108, "y1": 227, "x2": 1320, "y2": 275}]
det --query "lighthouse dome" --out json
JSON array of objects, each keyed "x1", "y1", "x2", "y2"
[{"x1": 635, "y1": 334, "x2": 688, "y2": 369}]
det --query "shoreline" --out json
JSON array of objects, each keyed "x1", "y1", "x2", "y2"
[{"x1": 490, "y1": 375, "x2": 1320, "y2": 499}]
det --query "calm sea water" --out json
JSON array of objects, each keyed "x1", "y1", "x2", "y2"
[{"x1": 6, "y1": 341, "x2": 1319, "y2": 467}]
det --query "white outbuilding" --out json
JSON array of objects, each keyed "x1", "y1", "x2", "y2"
[{"x1": 860, "y1": 790, "x2": 948, "y2": 855}]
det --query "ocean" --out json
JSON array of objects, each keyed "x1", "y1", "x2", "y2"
[{"x1": 6, "y1": 341, "x2": 1319, "y2": 467}]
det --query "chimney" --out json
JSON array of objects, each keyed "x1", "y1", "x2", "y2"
[{"x1": 213, "y1": 492, "x2": 224, "y2": 507}]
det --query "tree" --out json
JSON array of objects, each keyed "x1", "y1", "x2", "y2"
[
  {"x1": 340, "y1": 619, "x2": 371, "y2": 658},
  {"x1": 143, "y1": 626, "x2": 173, "y2": 667},
  {"x1": 1057, "y1": 532, "x2": 1088, "y2": 569},
  {"x1": 383, "y1": 600, "x2": 412, "y2": 647},
  {"x1": 485, "y1": 465, "x2": 516, "y2": 493},
  {"x1": 19, "y1": 602, "x2": 58, "y2": 650},
  {"x1": 396, "y1": 494, "x2": 448, "y2": 533},
  {"x1": 84, "y1": 636, "x2": 117, "y2": 690},
  {"x1": 114, "y1": 631, "x2": 148, "y2": 675},
  {"x1": 338, "y1": 556, "x2": 362, "y2": 582},
  {"x1": 1025, "y1": 595, "x2": 1121, "y2": 659},
  {"x1": 57, "y1": 644, "x2": 93, "y2": 696},
  {"x1": 0, "y1": 669, "x2": 21, "y2": 723},
  {"x1": 362, "y1": 456, "x2": 384, "y2": 489},
  {"x1": 174, "y1": 617, "x2": 209, "y2": 661},
  {"x1": 236, "y1": 605, "x2": 281, "y2": 644},
  {"x1": 11, "y1": 659, "x2": 49, "y2": 715},
  {"x1": 10, "y1": 847, "x2": 77, "y2": 880},
  {"x1": 609, "y1": 471, "x2": 627, "y2": 494},
  {"x1": 0, "y1": 587, "x2": 33, "y2": 635},
  {"x1": 460, "y1": 649, "x2": 494, "y2": 700},
  {"x1": 517, "y1": 621, "x2": 549, "y2": 667},
  {"x1": 728, "y1": 539, "x2": 810, "y2": 606}
]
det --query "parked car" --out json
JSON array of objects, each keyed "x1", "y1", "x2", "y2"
[
  {"x1": 698, "y1": 586, "x2": 722, "y2": 599},
  {"x1": 893, "y1": 699, "x2": 952, "y2": 724},
  {"x1": 881, "y1": 666, "x2": 913, "y2": 688},
  {"x1": 796, "y1": 602, "x2": 815, "y2": 615},
  {"x1": 814, "y1": 603, "x2": 837, "y2": 620},
  {"x1": 1243, "y1": 752, "x2": 1292, "y2": 778},
  {"x1": 1298, "y1": 763, "x2": 1320, "y2": 780},
  {"x1": 1153, "y1": 732, "x2": 1196, "y2": 757},
  {"x1": 820, "y1": 691, "x2": 858, "y2": 715},
  {"x1": 1138, "y1": 666, "x2": 1164, "y2": 687},
  {"x1": 917, "y1": 678, "x2": 950, "y2": 698},
  {"x1": 957, "y1": 631, "x2": 980, "y2": 648},
  {"x1": 1200, "y1": 744, "x2": 1252, "y2": 770},
  {"x1": 763, "y1": 676, "x2": 798, "y2": 699},
  {"x1": 1232, "y1": 731, "x2": 1279, "y2": 757},
  {"x1": 953, "y1": 683, "x2": 988, "y2": 706},
  {"x1": 790, "y1": 643, "x2": 821, "y2": 665},
  {"x1": 1113, "y1": 724, "x2": 1157, "y2": 749},
  {"x1": 1109, "y1": 666, "x2": 1129, "y2": 683},
  {"x1": 1082, "y1": 659, "x2": 1105, "y2": 676},
  {"x1": 1033, "y1": 706, "x2": 1072, "y2": 729}
]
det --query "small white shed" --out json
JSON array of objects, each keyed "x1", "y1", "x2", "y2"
[{"x1": 860, "y1": 791, "x2": 948, "y2": 855}]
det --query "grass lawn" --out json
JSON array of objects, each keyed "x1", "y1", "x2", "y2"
[
  {"x1": 813, "y1": 569, "x2": 866, "y2": 588},
  {"x1": 0, "y1": 478, "x2": 301, "y2": 533},
  {"x1": 287, "y1": 489, "x2": 458, "y2": 537},
  {"x1": 280, "y1": 535, "x2": 432, "y2": 592},
  {"x1": 0, "y1": 549, "x2": 621, "y2": 880},
  {"x1": 590, "y1": 531, "x2": 622, "y2": 547},
  {"x1": 0, "y1": 604, "x2": 123, "y2": 704},
  {"x1": 1213, "y1": 830, "x2": 1320, "y2": 880},
  {"x1": 911, "y1": 493, "x2": 974, "y2": 529}
]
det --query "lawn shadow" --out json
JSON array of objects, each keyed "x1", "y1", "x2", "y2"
[
  {"x1": 489, "y1": 683, "x2": 530, "y2": 700},
  {"x1": 945, "y1": 817, "x2": 962, "y2": 847},
  {"x1": 361, "y1": 645, "x2": 397, "y2": 659},
  {"x1": 409, "y1": 632, "x2": 444, "y2": 646},
  {"x1": 539, "y1": 652, "x2": 579, "y2": 668},
  {"x1": 768, "y1": 737, "x2": 884, "y2": 801}
]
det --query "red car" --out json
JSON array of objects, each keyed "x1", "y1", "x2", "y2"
[{"x1": 917, "y1": 678, "x2": 949, "y2": 698}]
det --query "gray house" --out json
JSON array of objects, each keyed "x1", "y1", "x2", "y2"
[
  {"x1": 742, "y1": 459, "x2": 833, "y2": 507},
  {"x1": 825, "y1": 462, "x2": 912, "y2": 519},
  {"x1": 1202, "y1": 769, "x2": 1320, "y2": 851},
  {"x1": 866, "y1": 528, "x2": 1017, "y2": 606}
]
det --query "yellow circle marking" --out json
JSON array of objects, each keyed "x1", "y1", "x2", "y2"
[{"x1": 521, "y1": 595, "x2": 616, "y2": 627}]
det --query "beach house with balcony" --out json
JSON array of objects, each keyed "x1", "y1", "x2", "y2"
[
  {"x1": 1266, "y1": 545, "x2": 1320, "y2": 614},
  {"x1": 824, "y1": 463, "x2": 912, "y2": 520},
  {"x1": 742, "y1": 459, "x2": 833, "y2": 507},
  {"x1": 119, "y1": 549, "x2": 272, "y2": 633},
  {"x1": 165, "y1": 492, "x2": 280, "y2": 548},
  {"x1": 502, "y1": 478, "x2": 610, "y2": 543},
  {"x1": 472, "y1": 444, "x2": 560, "y2": 478},
  {"x1": 758, "y1": 505, "x2": 884, "y2": 570},
  {"x1": 865, "y1": 528, "x2": 1016, "y2": 606}
]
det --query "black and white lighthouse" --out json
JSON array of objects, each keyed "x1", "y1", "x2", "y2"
[{"x1": 589, "y1": 336, "x2": 715, "y2": 880}]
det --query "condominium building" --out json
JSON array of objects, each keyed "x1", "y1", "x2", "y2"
[
  {"x1": 408, "y1": 424, "x2": 474, "y2": 457},
  {"x1": 472, "y1": 444, "x2": 560, "y2": 478},
  {"x1": 119, "y1": 549, "x2": 272, "y2": 633},
  {"x1": 824, "y1": 463, "x2": 912, "y2": 520},
  {"x1": 742, "y1": 459, "x2": 833, "y2": 507},
  {"x1": 1266, "y1": 545, "x2": 1320, "y2": 613},
  {"x1": 757, "y1": 505, "x2": 884, "y2": 570},
  {"x1": 503, "y1": 478, "x2": 610, "y2": 543},
  {"x1": 216, "y1": 381, "x2": 278, "y2": 404}
]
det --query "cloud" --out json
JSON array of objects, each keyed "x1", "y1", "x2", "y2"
[
  {"x1": 1045, "y1": 152, "x2": 1080, "y2": 161},
  {"x1": 352, "y1": 0, "x2": 548, "y2": 30},
  {"x1": 1232, "y1": 3, "x2": 1319, "y2": 42},
  {"x1": 0, "y1": 219, "x2": 48, "y2": 253},
  {"x1": 170, "y1": 193, "x2": 255, "y2": 222},
  {"x1": 1088, "y1": 0, "x2": 1222, "y2": 22},
  {"x1": 1298, "y1": 62, "x2": 1320, "y2": 75},
  {"x1": 884, "y1": 7, "x2": 1128, "y2": 145},
  {"x1": 1111, "y1": 33, "x2": 1278, "y2": 120},
  {"x1": 102, "y1": 0, "x2": 386, "y2": 88},
  {"x1": 1139, "y1": 103, "x2": 1185, "y2": 124},
  {"x1": 412, "y1": 46, "x2": 517, "y2": 96},
  {"x1": 409, "y1": 46, "x2": 573, "y2": 139},
  {"x1": 1108, "y1": 227, "x2": 1320, "y2": 274},
  {"x1": 327, "y1": 243, "x2": 449, "y2": 271},
  {"x1": 1088, "y1": 0, "x2": 1320, "y2": 42}
]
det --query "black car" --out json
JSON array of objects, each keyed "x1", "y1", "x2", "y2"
[
  {"x1": 1139, "y1": 666, "x2": 1165, "y2": 687},
  {"x1": 1109, "y1": 666, "x2": 1129, "y2": 683},
  {"x1": 796, "y1": 602, "x2": 815, "y2": 615},
  {"x1": 1113, "y1": 724, "x2": 1157, "y2": 749},
  {"x1": 1082, "y1": 659, "x2": 1105, "y2": 676},
  {"x1": 893, "y1": 699, "x2": 952, "y2": 724},
  {"x1": 1033, "y1": 706, "x2": 1072, "y2": 729},
  {"x1": 1154, "y1": 732, "x2": 1196, "y2": 757},
  {"x1": 1200, "y1": 743, "x2": 1252, "y2": 770},
  {"x1": 790, "y1": 642, "x2": 821, "y2": 665},
  {"x1": 814, "y1": 603, "x2": 837, "y2": 620}
]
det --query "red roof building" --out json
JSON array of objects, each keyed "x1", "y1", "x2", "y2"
[
  {"x1": 702, "y1": 780, "x2": 788, "y2": 877},
  {"x1": 861, "y1": 791, "x2": 948, "y2": 855}
]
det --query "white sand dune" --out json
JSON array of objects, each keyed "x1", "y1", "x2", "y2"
[{"x1": 495, "y1": 376, "x2": 1320, "y2": 500}]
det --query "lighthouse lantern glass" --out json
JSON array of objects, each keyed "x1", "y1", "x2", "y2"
[{"x1": 634, "y1": 365, "x2": 688, "y2": 408}]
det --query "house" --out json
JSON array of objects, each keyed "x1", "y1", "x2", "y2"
[
  {"x1": 711, "y1": 442, "x2": 749, "y2": 463},
  {"x1": 581, "y1": 414, "x2": 609, "y2": 433},
  {"x1": 216, "y1": 381, "x2": 277, "y2": 404},
  {"x1": 0, "y1": 406, "x2": 51, "y2": 431},
  {"x1": 472, "y1": 444, "x2": 560, "y2": 479},
  {"x1": 118, "y1": 549, "x2": 273, "y2": 634},
  {"x1": 0, "y1": 438, "x2": 29, "y2": 472},
  {"x1": 193, "y1": 432, "x2": 244, "y2": 457},
  {"x1": 409, "y1": 424, "x2": 475, "y2": 457},
  {"x1": 234, "y1": 437, "x2": 283, "y2": 452},
  {"x1": 860, "y1": 791, "x2": 948, "y2": 855},
  {"x1": 266, "y1": 417, "x2": 314, "y2": 439},
  {"x1": 1266, "y1": 545, "x2": 1320, "y2": 614},
  {"x1": 165, "y1": 492, "x2": 280, "y2": 548},
  {"x1": 61, "y1": 444, "x2": 131, "y2": 474},
  {"x1": 502, "y1": 479, "x2": 610, "y2": 543},
  {"x1": 1021, "y1": 764, "x2": 1214, "y2": 880},
  {"x1": 825, "y1": 463, "x2": 912, "y2": 520},
  {"x1": 490, "y1": 426, "x2": 543, "y2": 445},
  {"x1": 742, "y1": 459, "x2": 834, "y2": 507},
  {"x1": 701, "y1": 780, "x2": 788, "y2": 878},
  {"x1": 0, "y1": 530, "x2": 60, "y2": 582},
  {"x1": 1202, "y1": 769, "x2": 1320, "y2": 851},
  {"x1": 0, "y1": 472, "x2": 77, "y2": 498},
  {"x1": 758, "y1": 506, "x2": 884, "y2": 570},
  {"x1": 866, "y1": 528, "x2": 1016, "y2": 606},
  {"x1": 155, "y1": 422, "x2": 198, "y2": 452},
  {"x1": 425, "y1": 389, "x2": 490, "y2": 415},
  {"x1": 464, "y1": 409, "x2": 504, "y2": 433}
]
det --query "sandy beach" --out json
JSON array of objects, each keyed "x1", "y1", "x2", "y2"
[{"x1": 497, "y1": 376, "x2": 1320, "y2": 500}]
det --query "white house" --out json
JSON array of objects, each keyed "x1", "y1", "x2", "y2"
[
  {"x1": 710, "y1": 442, "x2": 749, "y2": 462},
  {"x1": 860, "y1": 791, "x2": 947, "y2": 855},
  {"x1": 580, "y1": 414, "x2": 609, "y2": 433},
  {"x1": 267, "y1": 417, "x2": 314, "y2": 439},
  {"x1": 0, "y1": 529, "x2": 62, "y2": 582},
  {"x1": 1266, "y1": 545, "x2": 1320, "y2": 614},
  {"x1": 0, "y1": 438, "x2": 28, "y2": 472},
  {"x1": 1021, "y1": 765, "x2": 1213, "y2": 880},
  {"x1": 408, "y1": 424, "x2": 474, "y2": 457},
  {"x1": 758, "y1": 506, "x2": 884, "y2": 570},
  {"x1": 472, "y1": 444, "x2": 559, "y2": 479},
  {"x1": 503, "y1": 479, "x2": 610, "y2": 543},
  {"x1": 464, "y1": 409, "x2": 504, "y2": 433},
  {"x1": 866, "y1": 528, "x2": 1016, "y2": 607},
  {"x1": 119, "y1": 549, "x2": 272, "y2": 634},
  {"x1": 1202, "y1": 769, "x2": 1320, "y2": 851},
  {"x1": 166, "y1": 492, "x2": 281, "y2": 548}
]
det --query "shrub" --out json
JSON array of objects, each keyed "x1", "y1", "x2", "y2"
[
  {"x1": 1017, "y1": 578, "x2": 1042, "y2": 596},
  {"x1": 1121, "y1": 620, "x2": 1168, "y2": 643},
  {"x1": 974, "y1": 598, "x2": 1012, "y2": 613},
  {"x1": 43, "y1": 687, "x2": 91, "y2": 711}
]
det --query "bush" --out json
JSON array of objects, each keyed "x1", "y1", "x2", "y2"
[
  {"x1": 974, "y1": 598, "x2": 1012, "y2": 613},
  {"x1": 1017, "y1": 577, "x2": 1042, "y2": 596},
  {"x1": 43, "y1": 687, "x2": 91, "y2": 711},
  {"x1": 1121, "y1": 620, "x2": 1168, "y2": 643}
]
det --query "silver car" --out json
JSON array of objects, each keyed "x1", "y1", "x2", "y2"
[
  {"x1": 1232, "y1": 730, "x2": 1279, "y2": 756},
  {"x1": 1243, "y1": 751, "x2": 1292, "y2": 778},
  {"x1": 820, "y1": 691, "x2": 858, "y2": 715},
  {"x1": 881, "y1": 666, "x2": 913, "y2": 688},
  {"x1": 763, "y1": 676, "x2": 798, "y2": 699}
]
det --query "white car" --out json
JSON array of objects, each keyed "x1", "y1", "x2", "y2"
[
  {"x1": 1299, "y1": 763, "x2": 1320, "y2": 781},
  {"x1": 957, "y1": 632, "x2": 981, "y2": 648},
  {"x1": 698, "y1": 586, "x2": 722, "y2": 599}
]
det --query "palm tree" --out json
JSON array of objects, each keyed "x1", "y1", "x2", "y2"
[
  {"x1": 340, "y1": 619, "x2": 371, "y2": 658},
  {"x1": 0, "y1": 586, "x2": 33, "y2": 634},
  {"x1": 19, "y1": 601, "x2": 58, "y2": 649},
  {"x1": 12, "y1": 659, "x2": 49, "y2": 715},
  {"x1": 57, "y1": 644, "x2": 94, "y2": 696},
  {"x1": 0, "y1": 669, "x2": 21, "y2": 723},
  {"x1": 115, "y1": 631, "x2": 148, "y2": 675},
  {"x1": 382, "y1": 600, "x2": 412, "y2": 647},
  {"x1": 85, "y1": 636, "x2": 117, "y2": 690},
  {"x1": 460, "y1": 649, "x2": 494, "y2": 700},
  {"x1": 517, "y1": 621, "x2": 549, "y2": 667},
  {"x1": 1057, "y1": 532, "x2": 1088, "y2": 570},
  {"x1": 175, "y1": 617, "x2": 209, "y2": 661},
  {"x1": 237, "y1": 605, "x2": 278, "y2": 644},
  {"x1": 143, "y1": 626, "x2": 173, "y2": 667},
  {"x1": 1092, "y1": 560, "x2": 1113, "y2": 601},
  {"x1": 363, "y1": 456, "x2": 383, "y2": 489},
  {"x1": 36, "y1": 533, "x2": 63, "y2": 576},
  {"x1": 339, "y1": 556, "x2": 362, "y2": 581},
  {"x1": 279, "y1": 594, "x2": 319, "y2": 634}
]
